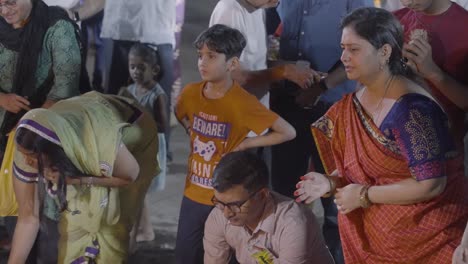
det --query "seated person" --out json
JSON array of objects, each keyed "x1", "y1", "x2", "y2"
[{"x1": 204, "y1": 151, "x2": 334, "y2": 264}]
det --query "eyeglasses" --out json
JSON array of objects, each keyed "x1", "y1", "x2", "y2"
[
  {"x1": 211, "y1": 189, "x2": 261, "y2": 213},
  {"x1": 0, "y1": 0, "x2": 17, "y2": 13}
]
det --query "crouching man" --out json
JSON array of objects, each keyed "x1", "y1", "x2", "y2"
[{"x1": 204, "y1": 151, "x2": 334, "y2": 264}]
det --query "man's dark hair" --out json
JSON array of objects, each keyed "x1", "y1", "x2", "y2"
[
  {"x1": 193, "y1": 24, "x2": 247, "y2": 60},
  {"x1": 212, "y1": 151, "x2": 269, "y2": 193}
]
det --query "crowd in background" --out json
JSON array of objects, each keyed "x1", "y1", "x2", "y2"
[{"x1": 0, "y1": 0, "x2": 467, "y2": 263}]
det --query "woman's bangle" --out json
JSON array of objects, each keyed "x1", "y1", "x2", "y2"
[
  {"x1": 322, "y1": 175, "x2": 337, "y2": 198},
  {"x1": 86, "y1": 177, "x2": 93, "y2": 188},
  {"x1": 359, "y1": 185, "x2": 372, "y2": 208}
]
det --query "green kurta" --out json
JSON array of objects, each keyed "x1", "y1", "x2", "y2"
[{"x1": 0, "y1": 19, "x2": 81, "y2": 126}]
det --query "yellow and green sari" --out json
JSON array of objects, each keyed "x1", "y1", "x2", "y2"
[{"x1": 16, "y1": 91, "x2": 159, "y2": 263}]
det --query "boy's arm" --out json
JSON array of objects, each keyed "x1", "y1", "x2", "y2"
[
  {"x1": 233, "y1": 117, "x2": 295, "y2": 151},
  {"x1": 174, "y1": 92, "x2": 190, "y2": 134}
]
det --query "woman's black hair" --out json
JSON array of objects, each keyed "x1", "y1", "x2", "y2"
[
  {"x1": 15, "y1": 127, "x2": 83, "y2": 221},
  {"x1": 341, "y1": 7, "x2": 414, "y2": 77}
]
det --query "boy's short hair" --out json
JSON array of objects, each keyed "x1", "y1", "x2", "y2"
[
  {"x1": 193, "y1": 24, "x2": 247, "y2": 60},
  {"x1": 212, "y1": 151, "x2": 269, "y2": 194},
  {"x1": 129, "y1": 43, "x2": 160, "y2": 67}
]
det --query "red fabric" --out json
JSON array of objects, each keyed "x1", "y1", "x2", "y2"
[
  {"x1": 274, "y1": 23, "x2": 283, "y2": 37},
  {"x1": 394, "y1": 4, "x2": 468, "y2": 145},
  {"x1": 312, "y1": 94, "x2": 468, "y2": 263}
]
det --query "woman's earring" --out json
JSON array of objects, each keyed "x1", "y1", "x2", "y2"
[{"x1": 380, "y1": 59, "x2": 390, "y2": 71}]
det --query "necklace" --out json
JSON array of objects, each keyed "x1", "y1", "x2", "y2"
[{"x1": 361, "y1": 75, "x2": 394, "y2": 124}]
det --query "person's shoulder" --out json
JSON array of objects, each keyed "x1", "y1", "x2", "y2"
[
  {"x1": 210, "y1": 0, "x2": 247, "y2": 25},
  {"x1": 206, "y1": 206, "x2": 229, "y2": 228},
  {"x1": 272, "y1": 192, "x2": 313, "y2": 225},
  {"x1": 450, "y1": 2, "x2": 468, "y2": 19},
  {"x1": 180, "y1": 81, "x2": 204, "y2": 96},
  {"x1": 395, "y1": 93, "x2": 443, "y2": 112},
  {"x1": 151, "y1": 83, "x2": 166, "y2": 96},
  {"x1": 44, "y1": 18, "x2": 77, "y2": 42},
  {"x1": 228, "y1": 82, "x2": 260, "y2": 102}
]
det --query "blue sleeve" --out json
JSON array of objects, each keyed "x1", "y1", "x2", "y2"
[
  {"x1": 390, "y1": 95, "x2": 456, "y2": 181},
  {"x1": 348, "y1": 0, "x2": 374, "y2": 11}
]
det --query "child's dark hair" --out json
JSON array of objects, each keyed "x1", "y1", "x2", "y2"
[
  {"x1": 212, "y1": 151, "x2": 269, "y2": 194},
  {"x1": 129, "y1": 43, "x2": 160, "y2": 68},
  {"x1": 193, "y1": 24, "x2": 247, "y2": 60}
]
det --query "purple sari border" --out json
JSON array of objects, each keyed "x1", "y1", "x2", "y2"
[
  {"x1": 70, "y1": 256, "x2": 87, "y2": 264},
  {"x1": 13, "y1": 162, "x2": 38, "y2": 183},
  {"x1": 17, "y1": 119, "x2": 61, "y2": 146},
  {"x1": 13, "y1": 162, "x2": 37, "y2": 178}
]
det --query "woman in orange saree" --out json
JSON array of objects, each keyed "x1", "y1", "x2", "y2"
[{"x1": 295, "y1": 7, "x2": 468, "y2": 264}]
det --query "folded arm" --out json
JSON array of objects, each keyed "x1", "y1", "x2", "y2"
[{"x1": 234, "y1": 117, "x2": 295, "y2": 151}]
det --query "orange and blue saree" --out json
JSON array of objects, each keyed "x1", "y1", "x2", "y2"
[{"x1": 312, "y1": 93, "x2": 468, "y2": 263}]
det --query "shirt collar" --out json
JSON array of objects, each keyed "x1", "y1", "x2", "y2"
[
  {"x1": 236, "y1": 0, "x2": 258, "y2": 13},
  {"x1": 246, "y1": 193, "x2": 277, "y2": 235}
]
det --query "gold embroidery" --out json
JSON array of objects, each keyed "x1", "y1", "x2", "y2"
[
  {"x1": 405, "y1": 109, "x2": 440, "y2": 161},
  {"x1": 311, "y1": 115, "x2": 334, "y2": 140},
  {"x1": 353, "y1": 96, "x2": 400, "y2": 155}
]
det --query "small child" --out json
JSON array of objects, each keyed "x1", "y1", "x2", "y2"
[
  {"x1": 174, "y1": 24, "x2": 296, "y2": 263},
  {"x1": 119, "y1": 43, "x2": 169, "y2": 242}
]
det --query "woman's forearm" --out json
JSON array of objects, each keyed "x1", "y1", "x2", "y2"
[
  {"x1": 69, "y1": 176, "x2": 133, "y2": 188},
  {"x1": 367, "y1": 177, "x2": 446, "y2": 205},
  {"x1": 8, "y1": 216, "x2": 40, "y2": 264}
]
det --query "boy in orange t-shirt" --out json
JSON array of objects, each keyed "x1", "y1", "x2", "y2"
[{"x1": 174, "y1": 24, "x2": 296, "y2": 263}]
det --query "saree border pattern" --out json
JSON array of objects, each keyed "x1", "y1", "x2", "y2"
[
  {"x1": 311, "y1": 115, "x2": 334, "y2": 140},
  {"x1": 352, "y1": 95, "x2": 401, "y2": 157}
]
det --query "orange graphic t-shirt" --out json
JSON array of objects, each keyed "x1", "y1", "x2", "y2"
[{"x1": 175, "y1": 81, "x2": 279, "y2": 205}]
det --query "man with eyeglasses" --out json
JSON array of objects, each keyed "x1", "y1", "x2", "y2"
[{"x1": 204, "y1": 151, "x2": 333, "y2": 264}]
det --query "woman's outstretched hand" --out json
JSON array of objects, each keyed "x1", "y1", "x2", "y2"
[{"x1": 294, "y1": 172, "x2": 330, "y2": 204}]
